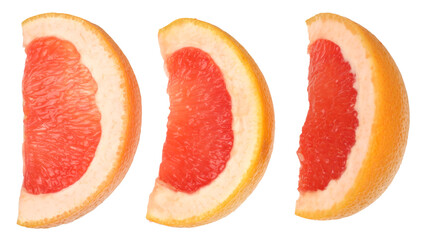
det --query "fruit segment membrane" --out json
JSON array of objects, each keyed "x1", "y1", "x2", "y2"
[
  {"x1": 298, "y1": 39, "x2": 358, "y2": 192},
  {"x1": 23, "y1": 37, "x2": 101, "y2": 194},
  {"x1": 159, "y1": 47, "x2": 234, "y2": 193}
]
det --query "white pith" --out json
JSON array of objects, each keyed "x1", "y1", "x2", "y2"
[
  {"x1": 147, "y1": 22, "x2": 261, "y2": 221},
  {"x1": 19, "y1": 16, "x2": 126, "y2": 223},
  {"x1": 296, "y1": 19, "x2": 375, "y2": 211}
]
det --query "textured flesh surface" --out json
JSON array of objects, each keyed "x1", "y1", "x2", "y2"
[
  {"x1": 159, "y1": 47, "x2": 233, "y2": 193},
  {"x1": 298, "y1": 39, "x2": 358, "y2": 192},
  {"x1": 23, "y1": 36, "x2": 101, "y2": 194}
]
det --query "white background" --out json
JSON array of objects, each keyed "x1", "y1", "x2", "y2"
[{"x1": 1, "y1": 0, "x2": 423, "y2": 239}]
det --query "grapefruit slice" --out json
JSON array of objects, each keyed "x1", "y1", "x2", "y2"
[
  {"x1": 147, "y1": 18, "x2": 274, "y2": 227},
  {"x1": 19, "y1": 13, "x2": 141, "y2": 228},
  {"x1": 296, "y1": 13, "x2": 409, "y2": 219}
]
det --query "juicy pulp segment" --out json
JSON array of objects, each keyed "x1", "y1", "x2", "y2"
[
  {"x1": 297, "y1": 39, "x2": 358, "y2": 192},
  {"x1": 23, "y1": 36, "x2": 101, "y2": 194},
  {"x1": 159, "y1": 47, "x2": 233, "y2": 193}
]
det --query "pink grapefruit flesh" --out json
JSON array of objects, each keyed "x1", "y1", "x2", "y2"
[
  {"x1": 23, "y1": 36, "x2": 101, "y2": 194},
  {"x1": 297, "y1": 39, "x2": 358, "y2": 192},
  {"x1": 159, "y1": 47, "x2": 233, "y2": 193}
]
